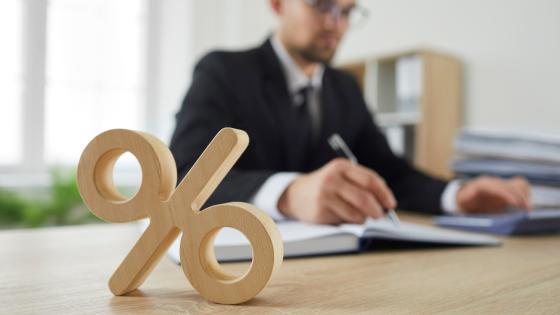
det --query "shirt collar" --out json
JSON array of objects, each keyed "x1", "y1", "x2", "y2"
[{"x1": 270, "y1": 35, "x2": 324, "y2": 96}]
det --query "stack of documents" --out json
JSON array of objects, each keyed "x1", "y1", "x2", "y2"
[{"x1": 452, "y1": 128, "x2": 560, "y2": 208}]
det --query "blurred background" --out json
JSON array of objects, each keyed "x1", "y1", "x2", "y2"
[{"x1": 1, "y1": 0, "x2": 559, "y2": 228}]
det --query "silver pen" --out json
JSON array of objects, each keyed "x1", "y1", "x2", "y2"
[{"x1": 328, "y1": 133, "x2": 401, "y2": 227}]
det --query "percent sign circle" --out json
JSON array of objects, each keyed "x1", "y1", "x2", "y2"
[{"x1": 77, "y1": 128, "x2": 283, "y2": 304}]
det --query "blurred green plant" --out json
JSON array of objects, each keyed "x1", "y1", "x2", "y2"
[{"x1": 0, "y1": 169, "x2": 100, "y2": 228}]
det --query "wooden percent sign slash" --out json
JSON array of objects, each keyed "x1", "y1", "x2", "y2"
[{"x1": 77, "y1": 128, "x2": 283, "y2": 304}]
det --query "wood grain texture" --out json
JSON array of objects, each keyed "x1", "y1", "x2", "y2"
[
  {"x1": 76, "y1": 128, "x2": 283, "y2": 304},
  {"x1": 2, "y1": 212, "x2": 559, "y2": 314},
  {"x1": 415, "y1": 52, "x2": 462, "y2": 179}
]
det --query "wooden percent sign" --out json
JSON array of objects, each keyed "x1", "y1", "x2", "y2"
[{"x1": 77, "y1": 128, "x2": 283, "y2": 304}]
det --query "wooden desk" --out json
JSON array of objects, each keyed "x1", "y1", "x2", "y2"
[{"x1": 1, "y1": 213, "x2": 559, "y2": 314}]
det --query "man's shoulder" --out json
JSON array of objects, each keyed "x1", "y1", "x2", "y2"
[
  {"x1": 324, "y1": 65, "x2": 361, "y2": 91},
  {"x1": 322, "y1": 61, "x2": 355, "y2": 80},
  {"x1": 195, "y1": 45, "x2": 263, "y2": 75}
]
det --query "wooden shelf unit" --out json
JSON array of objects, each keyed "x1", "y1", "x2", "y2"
[{"x1": 339, "y1": 49, "x2": 463, "y2": 179}]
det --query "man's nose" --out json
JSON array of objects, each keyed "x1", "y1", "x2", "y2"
[{"x1": 322, "y1": 10, "x2": 346, "y2": 31}]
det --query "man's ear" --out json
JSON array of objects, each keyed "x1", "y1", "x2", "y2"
[{"x1": 269, "y1": 0, "x2": 283, "y2": 16}]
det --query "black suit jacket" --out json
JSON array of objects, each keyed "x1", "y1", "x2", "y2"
[{"x1": 170, "y1": 39, "x2": 448, "y2": 214}]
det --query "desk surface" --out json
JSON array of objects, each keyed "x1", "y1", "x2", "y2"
[{"x1": 1, "y1": 213, "x2": 559, "y2": 314}]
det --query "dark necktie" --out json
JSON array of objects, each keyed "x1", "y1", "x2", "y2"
[{"x1": 294, "y1": 86, "x2": 315, "y2": 158}]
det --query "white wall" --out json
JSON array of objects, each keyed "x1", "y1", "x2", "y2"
[
  {"x1": 152, "y1": 0, "x2": 276, "y2": 142},
  {"x1": 179, "y1": 0, "x2": 560, "y2": 135},
  {"x1": 145, "y1": 0, "x2": 193, "y2": 142},
  {"x1": 338, "y1": 0, "x2": 560, "y2": 134}
]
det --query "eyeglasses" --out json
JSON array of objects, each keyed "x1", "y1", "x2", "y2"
[{"x1": 303, "y1": 0, "x2": 369, "y2": 28}]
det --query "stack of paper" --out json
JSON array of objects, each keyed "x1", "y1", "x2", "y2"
[
  {"x1": 452, "y1": 128, "x2": 560, "y2": 208},
  {"x1": 453, "y1": 128, "x2": 560, "y2": 164}
]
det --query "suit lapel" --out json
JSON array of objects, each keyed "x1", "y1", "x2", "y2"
[
  {"x1": 259, "y1": 39, "x2": 311, "y2": 171},
  {"x1": 313, "y1": 70, "x2": 343, "y2": 168}
]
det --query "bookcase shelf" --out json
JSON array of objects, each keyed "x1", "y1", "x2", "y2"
[
  {"x1": 376, "y1": 111, "x2": 421, "y2": 127},
  {"x1": 339, "y1": 49, "x2": 463, "y2": 179}
]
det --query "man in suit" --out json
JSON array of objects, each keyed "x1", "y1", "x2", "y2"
[{"x1": 170, "y1": 0, "x2": 532, "y2": 224}]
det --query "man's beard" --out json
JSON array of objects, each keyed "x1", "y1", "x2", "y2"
[{"x1": 296, "y1": 44, "x2": 337, "y2": 64}]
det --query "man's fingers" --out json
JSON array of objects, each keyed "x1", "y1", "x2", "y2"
[
  {"x1": 459, "y1": 176, "x2": 534, "y2": 213},
  {"x1": 509, "y1": 177, "x2": 532, "y2": 209},
  {"x1": 510, "y1": 176, "x2": 530, "y2": 194},
  {"x1": 488, "y1": 179, "x2": 524, "y2": 209},
  {"x1": 335, "y1": 180, "x2": 384, "y2": 219},
  {"x1": 314, "y1": 207, "x2": 345, "y2": 225},
  {"x1": 491, "y1": 177, "x2": 529, "y2": 210},
  {"x1": 476, "y1": 181, "x2": 520, "y2": 208},
  {"x1": 504, "y1": 182, "x2": 530, "y2": 210},
  {"x1": 343, "y1": 163, "x2": 396, "y2": 209},
  {"x1": 325, "y1": 195, "x2": 365, "y2": 224}
]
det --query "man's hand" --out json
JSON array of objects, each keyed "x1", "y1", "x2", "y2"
[
  {"x1": 277, "y1": 158, "x2": 397, "y2": 224},
  {"x1": 456, "y1": 176, "x2": 532, "y2": 213}
]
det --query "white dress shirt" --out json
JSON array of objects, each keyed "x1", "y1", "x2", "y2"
[{"x1": 250, "y1": 35, "x2": 463, "y2": 220}]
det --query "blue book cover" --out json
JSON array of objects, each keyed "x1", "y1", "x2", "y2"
[{"x1": 434, "y1": 209, "x2": 560, "y2": 235}]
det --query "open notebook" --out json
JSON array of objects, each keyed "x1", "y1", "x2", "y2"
[{"x1": 145, "y1": 218, "x2": 500, "y2": 263}]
